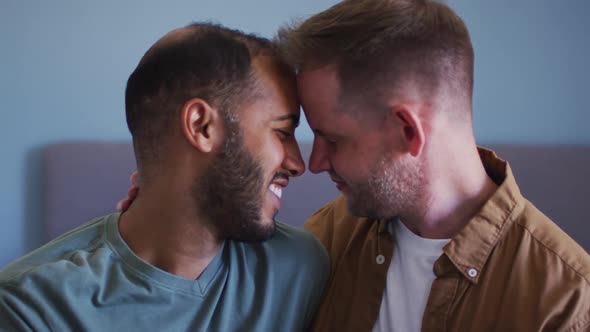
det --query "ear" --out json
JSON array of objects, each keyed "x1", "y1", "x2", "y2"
[
  {"x1": 180, "y1": 98, "x2": 221, "y2": 153},
  {"x1": 393, "y1": 107, "x2": 426, "y2": 157}
]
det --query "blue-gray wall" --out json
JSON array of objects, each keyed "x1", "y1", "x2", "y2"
[
  {"x1": 452, "y1": 1, "x2": 589, "y2": 143},
  {"x1": 1, "y1": 0, "x2": 588, "y2": 266}
]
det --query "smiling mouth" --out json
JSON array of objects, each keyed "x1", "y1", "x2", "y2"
[
  {"x1": 269, "y1": 183, "x2": 283, "y2": 199},
  {"x1": 331, "y1": 179, "x2": 347, "y2": 192},
  {"x1": 331, "y1": 178, "x2": 345, "y2": 186}
]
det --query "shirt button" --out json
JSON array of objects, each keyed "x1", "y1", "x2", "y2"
[
  {"x1": 468, "y1": 268, "x2": 478, "y2": 278},
  {"x1": 376, "y1": 255, "x2": 385, "y2": 265}
]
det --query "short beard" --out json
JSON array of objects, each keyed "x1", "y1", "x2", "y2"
[
  {"x1": 345, "y1": 155, "x2": 426, "y2": 221},
  {"x1": 193, "y1": 117, "x2": 275, "y2": 242}
]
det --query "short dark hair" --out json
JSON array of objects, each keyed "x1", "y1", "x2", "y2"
[
  {"x1": 125, "y1": 22, "x2": 279, "y2": 170},
  {"x1": 277, "y1": 0, "x2": 474, "y2": 119}
]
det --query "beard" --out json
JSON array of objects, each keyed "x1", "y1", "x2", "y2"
[
  {"x1": 193, "y1": 118, "x2": 276, "y2": 242},
  {"x1": 344, "y1": 155, "x2": 427, "y2": 221}
]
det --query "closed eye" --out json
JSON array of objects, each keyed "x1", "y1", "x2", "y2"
[
  {"x1": 314, "y1": 130, "x2": 337, "y2": 146},
  {"x1": 325, "y1": 136, "x2": 337, "y2": 144},
  {"x1": 276, "y1": 129, "x2": 294, "y2": 140}
]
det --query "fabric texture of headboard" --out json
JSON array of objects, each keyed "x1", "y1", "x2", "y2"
[
  {"x1": 43, "y1": 142, "x2": 589, "y2": 252},
  {"x1": 43, "y1": 141, "x2": 339, "y2": 239}
]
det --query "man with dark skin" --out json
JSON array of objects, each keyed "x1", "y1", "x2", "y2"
[{"x1": 0, "y1": 23, "x2": 328, "y2": 331}]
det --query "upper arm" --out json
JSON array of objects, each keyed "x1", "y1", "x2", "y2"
[
  {"x1": 304, "y1": 199, "x2": 338, "y2": 253},
  {"x1": 302, "y1": 240, "x2": 330, "y2": 329},
  {"x1": 0, "y1": 286, "x2": 38, "y2": 332}
]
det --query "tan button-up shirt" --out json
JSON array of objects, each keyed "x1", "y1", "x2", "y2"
[{"x1": 305, "y1": 148, "x2": 590, "y2": 331}]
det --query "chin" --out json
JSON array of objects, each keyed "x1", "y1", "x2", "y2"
[
  {"x1": 230, "y1": 216, "x2": 277, "y2": 243},
  {"x1": 246, "y1": 224, "x2": 276, "y2": 243},
  {"x1": 259, "y1": 214, "x2": 278, "y2": 235},
  {"x1": 261, "y1": 204, "x2": 280, "y2": 225},
  {"x1": 345, "y1": 197, "x2": 381, "y2": 219},
  {"x1": 344, "y1": 196, "x2": 366, "y2": 216}
]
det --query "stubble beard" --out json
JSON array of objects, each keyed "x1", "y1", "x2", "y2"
[
  {"x1": 193, "y1": 118, "x2": 276, "y2": 243},
  {"x1": 345, "y1": 155, "x2": 426, "y2": 221}
]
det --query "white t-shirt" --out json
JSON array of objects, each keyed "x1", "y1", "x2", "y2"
[{"x1": 372, "y1": 219, "x2": 450, "y2": 332}]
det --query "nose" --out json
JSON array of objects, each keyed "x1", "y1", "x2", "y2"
[
  {"x1": 308, "y1": 137, "x2": 331, "y2": 174},
  {"x1": 282, "y1": 141, "x2": 306, "y2": 177}
]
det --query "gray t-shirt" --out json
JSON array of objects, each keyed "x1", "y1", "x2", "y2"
[{"x1": 0, "y1": 213, "x2": 329, "y2": 331}]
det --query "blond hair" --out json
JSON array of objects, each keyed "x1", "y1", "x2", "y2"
[{"x1": 276, "y1": 0, "x2": 474, "y2": 117}]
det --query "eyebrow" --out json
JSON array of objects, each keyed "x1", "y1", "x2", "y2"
[
  {"x1": 312, "y1": 127, "x2": 332, "y2": 136},
  {"x1": 312, "y1": 129, "x2": 325, "y2": 136},
  {"x1": 272, "y1": 114, "x2": 300, "y2": 128},
  {"x1": 312, "y1": 128, "x2": 340, "y2": 140}
]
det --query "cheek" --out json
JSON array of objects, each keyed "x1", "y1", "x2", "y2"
[
  {"x1": 332, "y1": 150, "x2": 372, "y2": 180},
  {"x1": 257, "y1": 139, "x2": 285, "y2": 171}
]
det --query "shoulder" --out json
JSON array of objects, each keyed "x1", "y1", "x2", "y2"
[
  {"x1": 0, "y1": 282, "x2": 46, "y2": 331},
  {"x1": 257, "y1": 223, "x2": 331, "y2": 327},
  {"x1": 512, "y1": 200, "x2": 590, "y2": 283},
  {"x1": 0, "y1": 215, "x2": 115, "y2": 330},
  {"x1": 304, "y1": 196, "x2": 354, "y2": 244},
  {"x1": 304, "y1": 195, "x2": 349, "y2": 231},
  {"x1": 270, "y1": 221, "x2": 330, "y2": 269},
  {"x1": 0, "y1": 214, "x2": 112, "y2": 285},
  {"x1": 498, "y1": 200, "x2": 590, "y2": 327},
  {"x1": 243, "y1": 222, "x2": 330, "y2": 288},
  {"x1": 304, "y1": 196, "x2": 377, "y2": 262},
  {"x1": 508, "y1": 200, "x2": 590, "y2": 330}
]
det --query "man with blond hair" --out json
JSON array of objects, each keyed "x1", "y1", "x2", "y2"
[{"x1": 276, "y1": 0, "x2": 590, "y2": 331}]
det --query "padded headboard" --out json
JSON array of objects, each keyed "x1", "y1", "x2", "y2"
[
  {"x1": 44, "y1": 142, "x2": 590, "y2": 252},
  {"x1": 43, "y1": 142, "x2": 340, "y2": 239}
]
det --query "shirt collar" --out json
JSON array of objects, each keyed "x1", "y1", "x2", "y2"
[{"x1": 441, "y1": 147, "x2": 526, "y2": 284}]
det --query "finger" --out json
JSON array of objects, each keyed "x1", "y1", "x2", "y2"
[
  {"x1": 128, "y1": 187, "x2": 139, "y2": 199},
  {"x1": 121, "y1": 200, "x2": 131, "y2": 212},
  {"x1": 130, "y1": 171, "x2": 139, "y2": 187},
  {"x1": 116, "y1": 199, "x2": 125, "y2": 211}
]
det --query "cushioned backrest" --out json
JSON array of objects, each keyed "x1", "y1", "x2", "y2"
[
  {"x1": 43, "y1": 141, "x2": 339, "y2": 239},
  {"x1": 44, "y1": 142, "x2": 137, "y2": 239},
  {"x1": 490, "y1": 145, "x2": 590, "y2": 251},
  {"x1": 43, "y1": 142, "x2": 589, "y2": 252}
]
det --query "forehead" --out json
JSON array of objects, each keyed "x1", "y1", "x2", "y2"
[
  {"x1": 297, "y1": 66, "x2": 381, "y2": 137},
  {"x1": 296, "y1": 67, "x2": 341, "y2": 126},
  {"x1": 240, "y1": 56, "x2": 299, "y2": 122}
]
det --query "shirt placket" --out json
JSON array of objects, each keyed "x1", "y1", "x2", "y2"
[{"x1": 421, "y1": 255, "x2": 469, "y2": 332}]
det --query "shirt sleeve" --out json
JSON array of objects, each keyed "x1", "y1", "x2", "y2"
[
  {"x1": 302, "y1": 231, "x2": 331, "y2": 329},
  {"x1": 0, "y1": 284, "x2": 48, "y2": 332}
]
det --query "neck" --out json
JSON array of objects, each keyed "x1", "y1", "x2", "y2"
[
  {"x1": 403, "y1": 144, "x2": 497, "y2": 240},
  {"x1": 118, "y1": 175, "x2": 222, "y2": 280}
]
